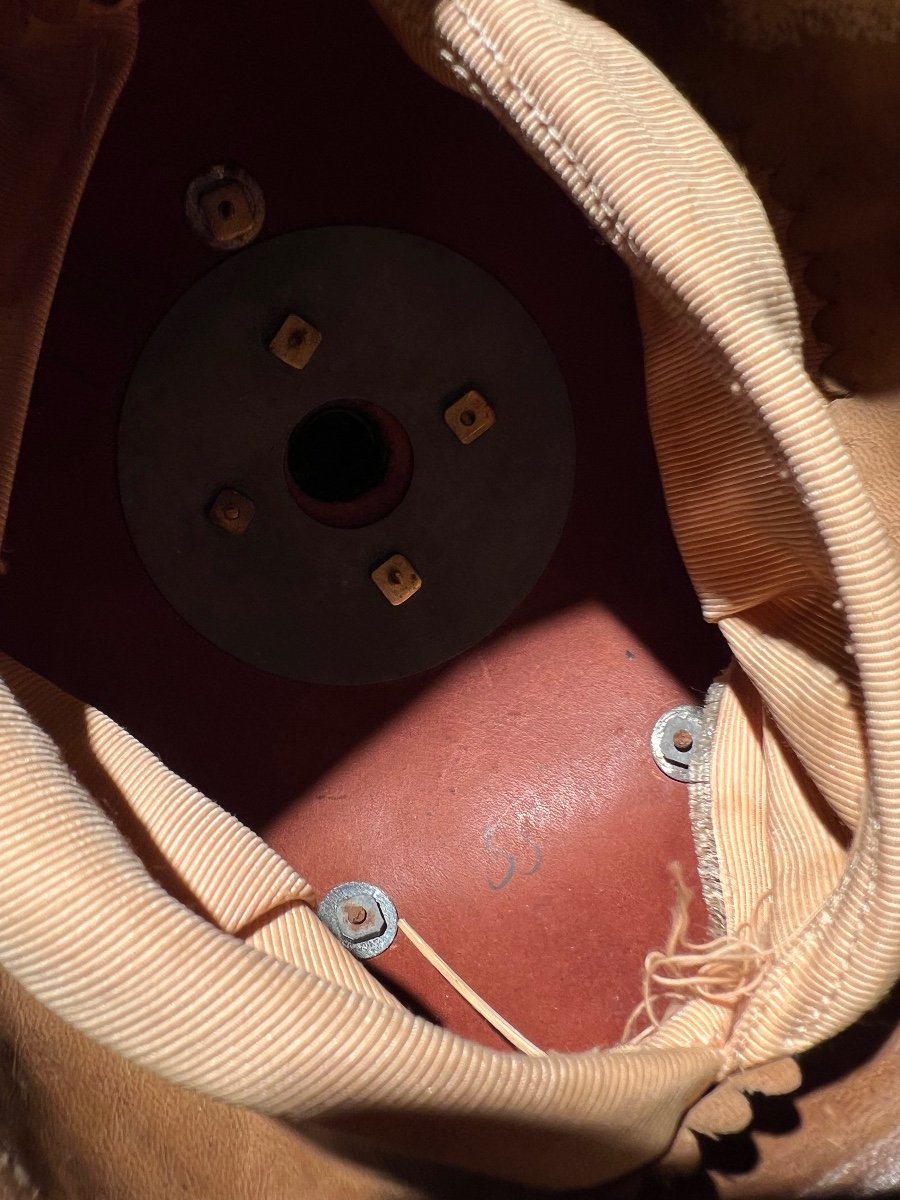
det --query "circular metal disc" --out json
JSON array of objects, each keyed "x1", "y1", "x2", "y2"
[{"x1": 118, "y1": 227, "x2": 574, "y2": 684}]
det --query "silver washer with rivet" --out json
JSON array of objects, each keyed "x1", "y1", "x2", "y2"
[
  {"x1": 650, "y1": 705, "x2": 704, "y2": 783},
  {"x1": 317, "y1": 881, "x2": 399, "y2": 960},
  {"x1": 184, "y1": 163, "x2": 265, "y2": 250}
]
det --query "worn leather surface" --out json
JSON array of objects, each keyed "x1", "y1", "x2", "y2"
[
  {"x1": 265, "y1": 606, "x2": 716, "y2": 1051},
  {"x1": 0, "y1": 963, "x2": 605, "y2": 1200},
  {"x1": 721, "y1": 991, "x2": 900, "y2": 1198},
  {"x1": 0, "y1": 968, "x2": 393, "y2": 1200}
]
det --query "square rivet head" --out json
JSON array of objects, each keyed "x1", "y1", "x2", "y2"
[
  {"x1": 444, "y1": 390, "x2": 495, "y2": 445},
  {"x1": 269, "y1": 314, "x2": 322, "y2": 371},
  {"x1": 199, "y1": 182, "x2": 255, "y2": 242},
  {"x1": 371, "y1": 554, "x2": 422, "y2": 606},
  {"x1": 209, "y1": 488, "x2": 255, "y2": 535}
]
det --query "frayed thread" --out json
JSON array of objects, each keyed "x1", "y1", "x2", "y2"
[{"x1": 623, "y1": 864, "x2": 773, "y2": 1043}]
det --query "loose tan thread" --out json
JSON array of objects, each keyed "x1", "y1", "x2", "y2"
[
  {"x1": 623, "y1": 865, "x2": 773, "y2": 1043},
  {"x1": 398, "y1": 918, "x2": 544, "y2": 1056}
]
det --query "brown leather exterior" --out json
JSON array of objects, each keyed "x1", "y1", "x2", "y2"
[
  {"x1": 0, "y1": 969, "x2": 408, "y2": 1200},
  {"x1": 715, "y1": 988, "x2": 900, "y2": 1198},
  {"x1": 4, "y1": 964, "x2": 610, "y2": 1200}
]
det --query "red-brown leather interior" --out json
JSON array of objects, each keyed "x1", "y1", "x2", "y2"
[{"x1": 0, "y1": 0, "x2": 726, "y2": 1053}]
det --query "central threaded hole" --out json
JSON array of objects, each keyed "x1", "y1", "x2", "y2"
[{"x1": 288, "y1": 406, "x2": 390, "y2": 504}]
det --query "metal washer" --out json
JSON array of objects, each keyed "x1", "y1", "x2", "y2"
[
  {"x1": 118, "y1": 226, "x2": 575, "y2": 685},
  {"x1": 318, "y1": 881, "x2": 399, "y2": 960},
  {"x1": 650, "y1": 705, "x2": 704, "y2": 783}
]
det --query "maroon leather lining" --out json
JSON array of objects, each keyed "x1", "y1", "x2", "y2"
[{"x1": 0, "y1": 0, "x2": 727, "y2": 1051}]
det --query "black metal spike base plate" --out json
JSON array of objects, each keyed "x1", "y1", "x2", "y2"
[{"x1": 118, "y1": 227, "x2": 574, "y2": 684}]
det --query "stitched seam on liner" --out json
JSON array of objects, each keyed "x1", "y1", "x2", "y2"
[
  {"x1": 688, "y1": 678, "x2": 728, "y2": 938},
  {"x1": 445, "y1": 6, "x2": 823, "y2": 563},
  {"x1": 443, "y1": 8, "x2": 636, "y2": 250}
]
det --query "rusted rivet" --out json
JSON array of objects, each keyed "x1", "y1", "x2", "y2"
[
  {"x1": 444, "y1": 390, "x2": 495, "y2": 445},
  {"x1": 346, "y1": 905, "x2": 369, "y2": 926},
  {"x1": 199, "y1": 181, "x2": 254, "y2": 242},
  {"x1": 209, "y1": 488, "x2": 255, "y2": 535},
  {"x1": 650, "y1": 705, "x2": 704, "y2": 783},
  {"x1": 372, "y1": 554, "x2": 422, "y2": 606},
  {"x1": 269, "y1": 314, "x2": 322, "y2": 371},
  {"x1": 185, "y1": 165, "x2": 265, "y2": 250}
]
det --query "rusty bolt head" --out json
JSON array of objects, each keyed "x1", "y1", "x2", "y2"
[
  {"x1": 317, "y1": 882, "x2": 398, "y2": 959},
  {"x1": 334, "y1": 893, "x2": 387, "y2": 943},
  {"x1": 199, "y1": 181, "x2": 256, "y2": 243},
  {"x1": 672, "y1": 729, "x2": 694, "y2": 753}
]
